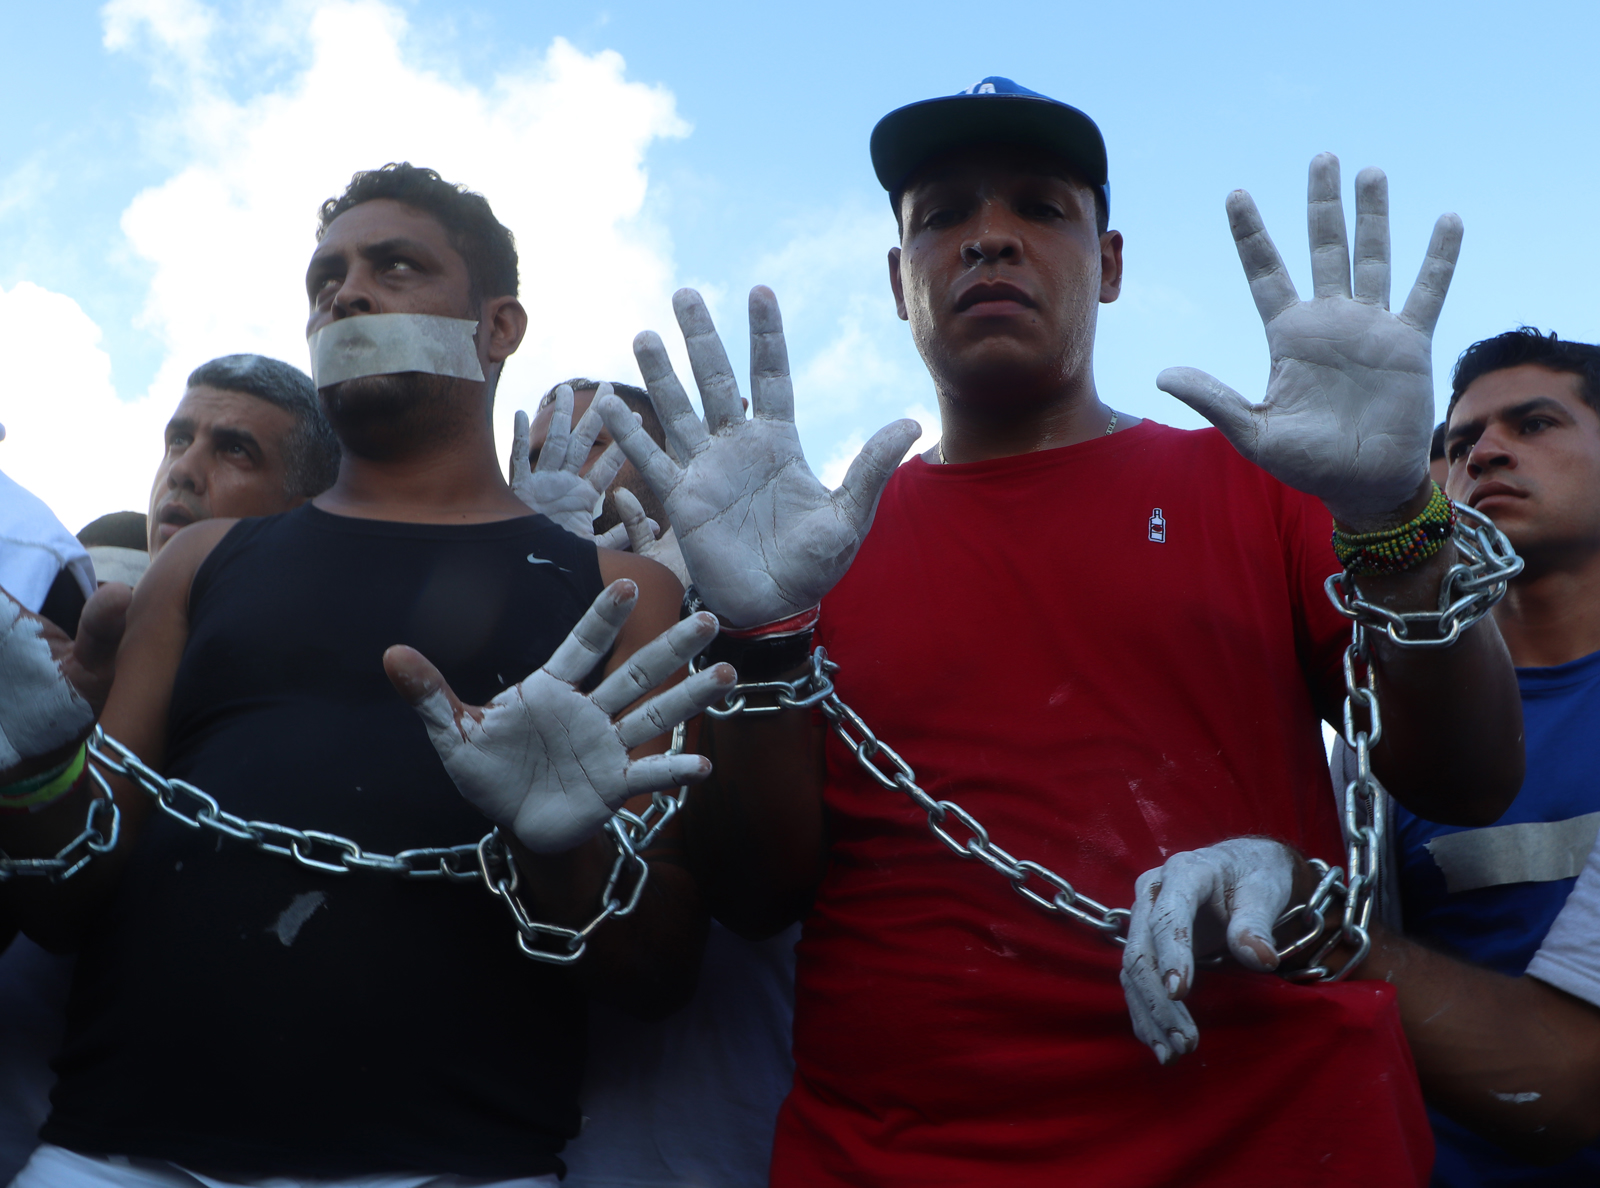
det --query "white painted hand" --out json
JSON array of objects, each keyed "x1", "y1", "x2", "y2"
[
  {"x1": 1158, "y1": 155, "x2": 1462, "y2": 530},
  {"x1": 1120, "y1": 837, "x2": 1297, "y2": 1065},
  {"x1": 510, "y1": 384, "x2": 645, "y2": 549},
  {"x1": 0, "y1": 585, "x2": 127, "y2": 775},
  {"x1": 613, "y1": 488, "x2": 689, "y2": 586},
  {"x1": 384, "y1": 580, "x2": 734, "y2": 854},
  {"x1": 596, "y1": 287, "x2": 921, "y2": 627}
]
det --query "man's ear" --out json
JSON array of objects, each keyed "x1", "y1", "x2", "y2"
[
  {"x1": 888, "y1": 247, "x2": 909, "y2": 322},
  {"x1": 483, "y1": 295, "x2": 529, "y2": 364},
  {"x1": 1099, "y1": 231, "x2": 1124, "y2": 305}
]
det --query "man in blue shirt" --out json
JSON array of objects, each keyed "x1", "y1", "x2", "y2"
[{"x1": 1360, "y1": 327, "x2": 1600, "y2": 1185}]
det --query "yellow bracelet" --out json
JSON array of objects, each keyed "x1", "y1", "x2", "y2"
[{"x1": 0, "y1": 743, "x2": 88, "y2": 811}]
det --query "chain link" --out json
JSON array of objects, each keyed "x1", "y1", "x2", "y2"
[
  {"x1": 700, "y1": 504, "x2": 1520, "y2": 977},
  {"x1": 700, "y1": 650, "x2": 1132, "y2": 944},
  {"x1": 1325, "y1": 501, "x2": 1523, "y2": 648},
  {"x1": 1282, "y1": 501, "x2": 1523, "y2": 980},
  {"x1": 0, "y1": 722, "x2": 694, "y2": 966}
]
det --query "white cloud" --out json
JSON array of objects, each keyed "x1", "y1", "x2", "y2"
[
  {"x1": 116, "y1": 1, "x2": 690, "y2": 454},
  {"x1": 0, "y1": 282, "x2": 166, "y2": 534},
  {"x1": 2, "y1": 0, "x2": 698, "y2": 534},
  {"x1": 753, "y1": 201, "x2": 935, "y2": 476}
]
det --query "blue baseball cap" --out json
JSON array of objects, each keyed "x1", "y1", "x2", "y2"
[{"x1": 871, "y1": 77, "x2": 1109, "y2": 218}]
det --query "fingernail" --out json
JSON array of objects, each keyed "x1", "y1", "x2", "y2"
[
  {"x1": 1153, "y1": 1042, "x2": 1170, "y2": 1065},
  {"x1": 1165, "y1": 972, "x2": 1182, "y2": 998},
  {"x1": 1168, "y1": 1029, "x2": 1190, "y2": 1056}
]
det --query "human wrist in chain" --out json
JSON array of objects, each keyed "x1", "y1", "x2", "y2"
[
  {"x1": 684, "y1": 586, "x2": 818, "y2": 683},
  {"x1": 1332, "y1": 482, "x2": 1455, "y2": 575},
  {"x1": 1326, "y1": 499, "x2": 1522, "y2": 648},
  {"x1": 0, "y1": 742, "x2": 87, "y2": 814}
]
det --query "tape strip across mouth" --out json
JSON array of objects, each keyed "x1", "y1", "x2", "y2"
[{"x1": 308, "y1": 313, "x2": 485, "y2": 388}]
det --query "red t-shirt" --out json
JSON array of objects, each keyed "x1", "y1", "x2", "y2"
[{"x1": 774, "y1": 421, "x2": 1431, "y2": 1187}]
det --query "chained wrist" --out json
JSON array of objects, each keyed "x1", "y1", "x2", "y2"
[
  {"x1": 1331, "y1": 482, "x2": 1455, "y2": 575},
  {"x1": 0, "y1": 742, "x2": 88, "y2": 814},
  {"x1": 682, "y1": 587, "x2": 818, "y2": 682}
]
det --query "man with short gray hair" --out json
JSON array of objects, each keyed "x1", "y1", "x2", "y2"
[{"x1": 147, "y1": 354, "x2": 338, "y2": 556}]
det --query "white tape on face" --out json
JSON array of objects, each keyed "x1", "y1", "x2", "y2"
[
  {"x1": 308, "y1": 313, "x2": 485, "y2": 388},
  {"x1": 0, "y1": 598, "x2": 93, "y2": 770}
]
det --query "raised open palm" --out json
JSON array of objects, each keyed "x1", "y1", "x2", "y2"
[
  {"x1": 597, "y1": 287, "x2": 920, "y2": 627},
  {"x1": 384, "y1": 580, "x2": 734, "y2": 854},
  {"x1": 1158, "y1": 154, "x2": 1461, "y2": 530}
]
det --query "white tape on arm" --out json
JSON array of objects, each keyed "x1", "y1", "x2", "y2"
[
  {"x1": 0, "y1": 598, "x2": 93, "y2": 769},
  {"x1": 308, "y1": 313, "x2": 485, "y2": 388}
]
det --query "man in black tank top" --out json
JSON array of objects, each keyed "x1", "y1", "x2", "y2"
[{"x1": 0, "y1": 165, "x2": 730, "y2": 1185}]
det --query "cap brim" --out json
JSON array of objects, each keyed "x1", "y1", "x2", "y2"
[{"x1": 871, "y1": 93, "x2": 1108, "y2": 199}]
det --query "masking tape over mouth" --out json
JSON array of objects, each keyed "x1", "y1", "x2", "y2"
[{"x1": 308, "y1": 313, "x2": 485, "y2": 388}]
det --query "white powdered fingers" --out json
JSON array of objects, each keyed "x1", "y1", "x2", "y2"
[
  {"x1": 1121, "y1": 838, "x2": 1298, "y2": 1064},
  {"x1": 596, "y1": 395, "x2": 683, "y2": 503},
  {"x1": 0, "y1": 592, "x2": 95, "y2": 772},
  {"x1": 534, "y1": 386, "x2": 575, "y2": 475},
  {"x1": 1306, "y1": 153, "x2": 1352, "y2": 300},
  {"x1": 614, "y1": 663, "x2": 734, "y2": 751},
  {"x1": 1156, "y1": 155, "x2": 1453, "y2": 529},
  {"x1": 606, "y1": 286, "x2": 919, "y2": 626},
  {"x1": 674, "y1": 289, "x2": 745, "y2": 434},
  {"x1": 748, "y1": 286, "x2": 795, "y2": 423},
  {"x1": 1226, "y1": 190, "x2": 1299, "y2": 325},
  {"x1": 1399, "y1": 213, "x2": 1464, "y2": 337},
  {"x1": 510, "y1": 388, "x2": 629, "y2": 544},
  {"x1": 542, "y1": 581, "x2": 637, "y2": 686},
  {"x1": 1352, "y1": 167, "x2": 1391, "y2": 308},
  {"x1": 589, "y1": 612, "x2": 719, "y2": 717},
  {"x1": 390, "y1": 581, "x2": 731, "y2": 853},
  {"x1": 633, "y1": 330, "x2": 710, "y2": 462}
]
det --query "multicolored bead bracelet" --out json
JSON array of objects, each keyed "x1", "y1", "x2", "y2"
[{"x1": 1332, "y1": 482, "x2": 1457, "y2": 576}]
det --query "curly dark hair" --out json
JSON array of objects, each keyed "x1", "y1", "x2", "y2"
[
  {"x1": 1449, "y1": 327, "x2": 1600, "y2": 420},
  {"x1": 316, "y1": 163, "x2": 519, "y2": 304}
]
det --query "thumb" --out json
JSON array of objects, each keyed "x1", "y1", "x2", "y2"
[
  {"x1": 1156, "y1": 368, "x2": 1262, "y2": 453},
  {"x1": 832, "y1": 418, "x2": 921, "y2": 539},
  {"x1": 383, "y1": 645, "x2": 471, "y2": 741},
  {"x1": 1224, "y1": 874, "x2": 1289, "y2": 973},
  {"x1": 510, "y1": 409, "x2": 531, "y2": 483}
]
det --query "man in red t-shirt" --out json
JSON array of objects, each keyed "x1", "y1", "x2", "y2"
[{"x1": 597, "y1": 78, "x2": 1523, "y2": 1185}]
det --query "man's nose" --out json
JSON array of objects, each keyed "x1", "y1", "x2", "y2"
[
  {"x1": 330, "y1": 270, "x2": 377, "y2": 318},
  {"x1": 165, "y1": 443, "x2": 206, "y2": 493},
  {"x1": 1465, "y1": 432, "x2": 1516, "y2": 480},
  {"x1": 962, "y1": 206, "x2": 1023, "y2": 266}
]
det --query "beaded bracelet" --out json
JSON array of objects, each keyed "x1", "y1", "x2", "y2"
[
  {"x1": 0, "y1": 742, "x2": 88, "y2": 813},
  {"x1": 1332, "y1": 483, "x2": 1457, "y2": 575}
]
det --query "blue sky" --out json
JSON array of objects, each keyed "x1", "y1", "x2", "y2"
[{"x1": 2, "y1": 0, "x2": 1597, "y2": 530}]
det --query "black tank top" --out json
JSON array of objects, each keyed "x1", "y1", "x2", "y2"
[{"x1": 44, "y1": 504, "x2": 604, "y2": 1179}]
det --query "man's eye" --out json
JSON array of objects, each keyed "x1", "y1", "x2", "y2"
[
  {"x1": 1522, "y1": 417, "x2": 1553, "y2": 433},
  {"x1": 386, "y1": 259, "x2": 416, "y2": 273}
]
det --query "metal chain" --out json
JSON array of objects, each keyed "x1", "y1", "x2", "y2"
[
  {"x1": 1282, "y1": 499, "x2": 1524, "y2": 980},
  {"x1": 476, "y1": 720, "x2": 689, "y2": 965},
  {"x1": 700, "y1": 502, "x2": 1522, "y2": 979},
  {"x1": 702, "y1": 652, "x2": 1133, "y2": 944},
  {"x1": 0, "y1": 722, "x2": 694, "y2": 966}
]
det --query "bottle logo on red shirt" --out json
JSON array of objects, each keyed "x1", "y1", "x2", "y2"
[{"x1": 1148, "y1": 508, "x2": 1166, "y2": 543}]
